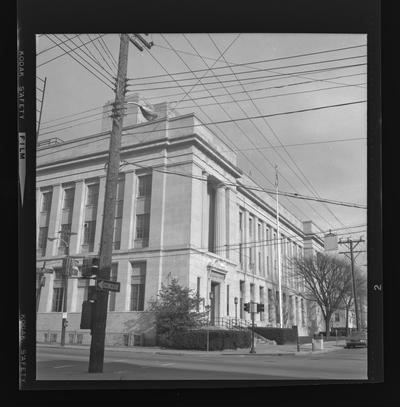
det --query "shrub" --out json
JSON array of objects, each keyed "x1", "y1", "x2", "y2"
[{"x1": 158, "y1": 329, "x2": 251, "y2": 350}]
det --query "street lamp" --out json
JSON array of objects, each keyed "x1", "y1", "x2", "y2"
[
  {"x1": 48, "y1": 231, "x2": 77, "y2": 346},
  {"x1": 124, "y1": 101, "x2": 158, "y2": 121}
]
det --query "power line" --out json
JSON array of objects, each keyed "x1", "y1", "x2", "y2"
[
  {"x1": 36, "y1": 33, "x2": 82, "y2": 56},
  {"x1": 86, "y1": 34, "x2": 116, "y2": 74},
  {"x1": 97, "y1": 35, "x2": 118, "y2": 70},
  {"x1": 37, "y1": 34, "x2": 107, "y2": 68},
  {"x1": 40, "y1": 71, "x2": 365, "y2": 127},
  {"x1": 146, "y1": 42, "x2": 367, "y2": 80},
  {"x1": 53, "y1": 34, "x2": 115, "y2": 84},
  {"x1": 38, "y1": 99, "x2": 366, "y2": 138},
  {"x1": 207, "y1": 34, "x2": 350, "y2": 230},
  {"x1": 126, "y1": 63, "x2": 366, "y2": 93},
  {"x1": 43, "y1": 35, "x2": 114, "y2": 90},
  {"x1": 126, "y1": 54, "x2": 366, "y2": 86}
]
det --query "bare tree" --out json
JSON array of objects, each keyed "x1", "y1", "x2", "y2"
[{"x1": 291, "y1": 253, "x2": 353, "y2": 336}]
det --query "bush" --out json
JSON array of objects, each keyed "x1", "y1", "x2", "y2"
[
  {"x1": 157, "y1": 329, "x2": 251, "y2": 350},
  {"x1": 254, "y1": 327, "x2": 297, "y2": 345}
]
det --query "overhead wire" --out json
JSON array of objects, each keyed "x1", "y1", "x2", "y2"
[
  {"x1": 86, "y1": 34, "x2": 117, "y2": 74},
  {"x1": 126, "y1": 54, "x2": 366, "y2": 87},
  {"x1": 53, "y1": 34, "x2": 115, "y2": 84},
  {"x1": 36, "y1": 33, "x2": 82, "y2": 56},
  {"x1": 43, "y1": 35, "x2": 114, "y2": 90},
  {"x1": 126, "y1": 63, "x2": 367, "y2": 93},
  {"x1": 206, "y1": 33, "x2": 350, "y2": 231},
  {"x1": 37, "y1": 34, "x2": 107, "y2": 68}
]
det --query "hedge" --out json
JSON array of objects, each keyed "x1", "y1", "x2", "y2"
[
  {"x1": 254, "y1": 327, "x2": 298, "y2": 345},
  {"x1": 157, "y1": 329, "x2": 251, "y2": 350}
]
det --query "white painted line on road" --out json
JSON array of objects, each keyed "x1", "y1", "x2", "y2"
[
  {"x1": 53, "y1": 365, "x2": 74, "y2": 369},
  {"x1": 160, "y1": 363, "x2": 174, "y2": 366}
]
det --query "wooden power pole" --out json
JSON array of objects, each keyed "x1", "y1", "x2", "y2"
[
  {"x1": 338, "y1": 236, "x2": 365, "y2": 331},
  {"x1": 88, "y1": 34, "x2": 130, "y2": 373}
]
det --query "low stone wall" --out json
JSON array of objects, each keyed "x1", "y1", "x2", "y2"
[{"x1": 36, "y1": 311, "x2": 156, "y2": 346}]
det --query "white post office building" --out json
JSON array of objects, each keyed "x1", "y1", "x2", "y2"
[{"x1": 36, "y1": 95, "x2": 324, "y2": 346}]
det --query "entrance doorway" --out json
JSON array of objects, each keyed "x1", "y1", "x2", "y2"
[{"x1": 210, "y1": 282, "x2": 220, "y2": 325}]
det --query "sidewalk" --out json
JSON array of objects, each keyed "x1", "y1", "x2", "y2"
[{"x1": 37, "y1": 339, "x2": 346, "y2": 357}]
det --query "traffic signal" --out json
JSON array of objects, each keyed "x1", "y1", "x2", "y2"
[
  {"x1": 82, "y1": 257, "x2": 99, "y2": 278},
  {"x1": 244, "y1": 302, "x2": 250, "y2": 313},
  {"x1": 257, "y1": 303, "x2": 265, "y2": 313}
]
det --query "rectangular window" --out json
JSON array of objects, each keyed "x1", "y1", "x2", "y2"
[
  {"x1": 239, "y1": 212, "x2": 243, "y2": 265},
  {"x1": 52, "y1": 287, "x2": 64, "y2": 312},
  {"x1": 250, "y1": 283, "x2": 255, "y2": 302},
  {"x1": 226, "y1": 285, "x2": 230, "y2": 316},
  {"x1": 38, "y1": 226, "x2": 48, "y2": 257},
  {"x1": 135, "y1": 213, "x2": 150, "y2": 240},
  {"x1": 77, "y1": 277, "x2": 89, "y2": 306},
  {"x1": 258, "y1": 251, "x2": 262, "y2": 273},
  {"x1": 63, "y1": 187, "x2": 75, "y2": 210},
  {"x1": 268, "y1": 289, "x2": 273, "y2": 323},
  {"x1": 130, "y1": 262, "x2": 146, "y2": 311},
  {"x1": 86, "y1": 184, "x2": 99, "y2": 206},
  {"x1": 335, "y1": 312, "x2": 340, "y2": 322},
  {"x1": 113, "y1": 176, "x2": 124, "y2": 250},
  {"x1": 41, "y1": 190, "x2": 53, "y2": 212},
  {"x1": 83, "y1": 220, "x2": 96, "y2": 252},
  {"x1": 108, "y1": 263, "x2": 118, "y2": 311},
  {"x1": 137, "y1": 174, "x2": 152, "y2": 197}
]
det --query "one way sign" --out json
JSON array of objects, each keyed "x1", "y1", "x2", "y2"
[{"x1": 96, "y1": 279, "x2": 120, "y2": 292}]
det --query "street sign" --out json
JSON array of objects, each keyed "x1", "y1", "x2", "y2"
[{"x1": 96, "y1": 279, "x2": 120, "y2": 292}]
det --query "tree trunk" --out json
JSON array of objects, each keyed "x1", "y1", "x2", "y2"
[
  {"x1": 324, "y1": 315, "x2": 331, "y2": 339},
  {"x1": 345, "y1": 306, "x2": 349, "y2": 336}
]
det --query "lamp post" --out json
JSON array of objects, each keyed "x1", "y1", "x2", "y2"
[
  {"x1": 48, "y1": 231, "x2": 77, "y2": 346},
  {"x1": 234, "y1": 297, "x2": 238, "y2": 326}
]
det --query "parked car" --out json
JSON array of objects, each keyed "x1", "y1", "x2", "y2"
[{"x1": 345, "y1": 330, "x2": 367, "y2": 348}]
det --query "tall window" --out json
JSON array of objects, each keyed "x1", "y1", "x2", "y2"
[
  {"x1": 239, "y1": 212, "x2": 243, "y2": 265},
  {"x1": 335, "y1": 312, "x2": 340, "y2": 322},
  {"x1": 108, "y1": 263, "x2": 118, "y2": 311},
  {"x1": 82, "y1": 182, "x2": 99, "y2": 253},
  {"x1": 137, "y1": 174, "x2": 152, "y2": 197},
  {"x1": 250, "y1": 283, "x2": 255, "y2": 302},
  {"x1": 130, "y1": 262, "x2": 146, "y2": 311},
  {"x1": 83, "y1": 220, "x2": 96, "y2": 251},
  {"x1": 135, "y1": 174, "x2": 152, "y2": 248},
  {"x1": 77, "y1": 276, "x2": 89, "y2": 306},
  {"x1": 268, "y1": 289, "x2": 273, "y2": 323},
  {"x1": 41, "y1": 190, "x2": 53, "y2": 212},
  {"x1": 38, "y1": 189, "x2": 52, "y2": 257},
  {"x1": 62, "y1": 187, "x2": 75, "y2": 210},
  {"x1": 52, "y1": 270, "x2": 63, "y2": 312},
  {"x1": 135, "y1": 214, "x2": 150, "y2": 240},
  {"x1": 86, "y1": 184, "x2": 99, "y2": 206},
  {"x1": 207, "y1": 183, "x2": 216, "y2": 253}
]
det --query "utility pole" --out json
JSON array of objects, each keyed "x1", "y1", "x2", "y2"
[
  {"x1": 60, "y1": 253, "x2": 71, "y2": 346},
  {"x1": 88, "y1": 34, "x2": 130, "y2": 373},
  {"x1": 338, "y1": 236, "x2": 365, "y2": 331}
]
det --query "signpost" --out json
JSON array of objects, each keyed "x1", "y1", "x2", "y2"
[{"x1": 96, "y1": 279, "x2": 120, "y2": 292}]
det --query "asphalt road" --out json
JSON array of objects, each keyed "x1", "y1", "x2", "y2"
[{"x1": 37, "y1": 346, "x2": 367, "y2": 381}]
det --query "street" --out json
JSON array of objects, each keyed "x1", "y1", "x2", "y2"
[{"x1": 37, "y1": 346, "x2": 367, "y2": 381}]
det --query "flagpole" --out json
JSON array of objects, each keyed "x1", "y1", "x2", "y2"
[{"x1": 275, "y1": 165, "x2": 283, "y2": 327}]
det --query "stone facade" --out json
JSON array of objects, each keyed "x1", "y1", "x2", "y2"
[{"x1": 36, "y1": 98, "x2": 325, "y2": 345}]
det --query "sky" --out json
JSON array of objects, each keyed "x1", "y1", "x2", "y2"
[{"x1": 35, "y1": 33, "x2": 368, "y2": 270}]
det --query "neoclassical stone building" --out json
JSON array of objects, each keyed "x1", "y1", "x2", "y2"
[{"x1": 36, "y1": 95, "x2": 324, "y2": 346}]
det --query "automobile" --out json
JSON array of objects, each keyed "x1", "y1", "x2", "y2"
[{"x1": 345, "y1": 330, "x2": 368, "y2": 348}]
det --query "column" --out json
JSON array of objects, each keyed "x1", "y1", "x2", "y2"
[
  {"x1": 69, "y1": 180, "x2": 85, "y2": 255},
  {"x1": 120, "y1": 171, "x2": 136, "y2": 250},
  {"x1": 201, "y1": 172, "x2": 209, "y2": 250},
  {"x1": 94, "y1": 176, "x2": 107, "y2": 253},
  {"x1": 68, "y1": 278, "x2": 78, "y2": 312},
  {"x1": 46, "y1": 185, "x2": 62, "y2": 257},
  {"x1": 215, "y1": 183, "x2": 226, "y2": 257},
  {"x1": 38, "y1": 270, "x2": 53, "y2": 313}
]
